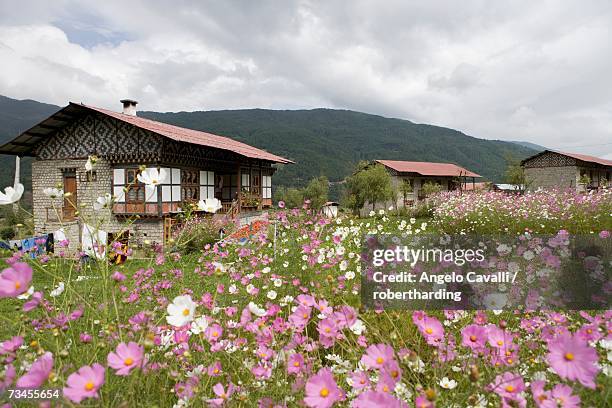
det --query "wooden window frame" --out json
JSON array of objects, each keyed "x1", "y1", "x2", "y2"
[
  {"x1": 181, "y1": 169, "x2": 199, "y2": 203},
  {"x1": 262, "y1": 175, "x2": 272, "y2": 199}
]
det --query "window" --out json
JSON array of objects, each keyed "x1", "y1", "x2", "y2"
[
  {"x1": 181, "y1": 169, "x2": 199, "y2": 202},
  {"x1": 241, "y1": 173, "x2": 250, "y2": 192},
  {"x1": 262, "y1": 175, "x2": 272, "y2": 199},
  {"x1": 161, "y1": 168, "x2": 182, "y2": 202},
  {"x1": 221, "y1": 174, "x2": 238, "y2": 201},
  {"x1": 125, "y1": 169, "x2": 146, "y2": 204},
  {"x1": 62, "y1": 170, "x2": 77, "y2": 221},
  {"x1": 200, "y1": 171, "x2": 214, "y2": 200}
]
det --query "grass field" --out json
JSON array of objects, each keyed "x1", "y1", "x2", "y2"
[{"x1": 1, "y1": 189, "x2": 611, "y2": 407}]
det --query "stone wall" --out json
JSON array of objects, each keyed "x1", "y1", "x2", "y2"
[
  {"x1": 524, "y1": 165, "x2": 579, "y2": 191},
  {"x1": 32, "y1": 158, "x2": 164, "y2": 252}
]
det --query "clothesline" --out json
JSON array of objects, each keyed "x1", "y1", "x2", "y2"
[{"x1": 0, "y1": 233, "x2": 54, "y2": 258}]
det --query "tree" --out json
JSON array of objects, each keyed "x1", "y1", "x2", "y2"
[
  {"x1": 274, "y1": 176, "x2": 329, "y2": 210},
  {"x1": 302, "y1": 176, "x2": 329, "y2": 210},
  {"x1": 504, "y1": 154, "x2": 530, "y2": 191},
  {"x1": 398, "y1": 179, "x2": 413, "y2": 205},
  {"x1": 344, "y1": 162, "x2": 394, "y2": 214},
  {"x1": 421, "y1": 181, "x2": 442, "y2": 198}
]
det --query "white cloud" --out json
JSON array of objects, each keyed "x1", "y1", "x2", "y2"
[{"x1": 0, "y1": 0, "x2": 610, "y2": 157}]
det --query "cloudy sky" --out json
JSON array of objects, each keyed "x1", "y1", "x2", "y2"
[{"x1": 1, "y1": 0, "x2": 611, "y2": 158}]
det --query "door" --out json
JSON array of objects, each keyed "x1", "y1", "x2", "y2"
[{"x1": 63, "y1": 173, "x2": 77, "y2": 220}]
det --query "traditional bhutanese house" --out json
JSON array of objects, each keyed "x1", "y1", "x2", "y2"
[
  {"x1": 376, "y1": 160, "x2": 482, "y2": 207},
  {"x1": 0, "y1": 100, "x2": 292, "y2": 250},
  {"x1": 521, "y1": 150, "x2": 612, "y2": 192}
]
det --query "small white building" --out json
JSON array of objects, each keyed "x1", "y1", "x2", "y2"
[{"x1": 321, "y1": 201, "x2": 339, "y2": 218}]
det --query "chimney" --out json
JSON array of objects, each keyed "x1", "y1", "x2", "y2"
[{"x1": 120, "y1": 99, "x2": 138, "y2": 116}]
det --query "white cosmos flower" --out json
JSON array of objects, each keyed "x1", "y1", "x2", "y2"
[
  {"x1": 197, "y1": 197, "x2": 223, "y2": 213},
  {"x1": 439, "y1": 377, "x2": 457, "y2": 389},
  {"x1": 17, "y1": 286, "x2": 35, "y2": 300},
  {"x1": 228, "y1": 284, "x2": 238, "y2": 294},
  {"x1": 211, "y1": 262, "x2": 225, "y2": 274},
  {"x1": 344, "y1": 271, "x2": 356, "y2": 280},
  {"x1": 138, "y1": 168, "x2": 166, "y2": 186},
  {"x1": 248, "y1": 302, "x2": 266, "y2": 317},
  {"x1": 166, "y1": 295, "x2": 196, "y2": 327},
  {"x1": 267, "y1": 290, "x2": 277, "y2": 300},
  {"x1": 0, "y1": 183, "x2": 24, "y2": 205},
  {"x1": 0, "y1": 156, "x2": 23, "y2": 205},
  {"x1": 50, "y1": 282, "x2": 65, "y2": 297},
  {"x1": 483, "y1": 293, "x2": 508, "y2": 310},
  {"x1": 43, "y1": 187, "x2": 63, "y2": 199},
  {"x1": 93, "y1": 193, "x2": 112, "y2": 211},
  {"x1": 85, "y1": 156, "x2": 94, "y2": 171},
  {"x1": 349, "y1": 319, "x2": 366, "y2": 335},
  {"x1": 190, "y1": 316, "x2": 209, "y2": 334}
]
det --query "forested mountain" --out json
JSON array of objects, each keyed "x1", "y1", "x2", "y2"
[{"x1": 0, "y1": 95, "x2": 537, "y2": 199}]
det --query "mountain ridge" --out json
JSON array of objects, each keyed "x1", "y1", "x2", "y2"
[{"x1": 0, "y1": 95, "x2": 537, "y2": 199}]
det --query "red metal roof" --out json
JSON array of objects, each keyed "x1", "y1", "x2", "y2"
[
  {"x1": 77, "y1": 103, "x2": 292, "y2": 163},
  {"x1": 376, "y1": 160, "x2": 481, "y2": 177}
]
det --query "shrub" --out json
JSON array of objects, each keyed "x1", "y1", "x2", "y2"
[
  {"x1": 0, "y1": 226, "x2": 14, "y2": 240},
  {"x1": 172, "y1": 215, "x2": 236, "y2": 253}
]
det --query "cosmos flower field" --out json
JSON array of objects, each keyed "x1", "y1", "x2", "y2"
[{"x1": 0, "y1": 189, "x2": 611, "y2": 407}]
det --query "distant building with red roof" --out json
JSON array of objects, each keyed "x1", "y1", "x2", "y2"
[
  {"x1": 0, "y1": 100, "x2": 292, "y2": 249},
  {"x1": 521, "y1": 150, "x2": 611, "y2": 192},
  {"x1": 375, "y1": 159, "x2": 482, "y2": 207}
]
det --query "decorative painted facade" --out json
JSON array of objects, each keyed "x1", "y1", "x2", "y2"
[{"x1": 0, "y1": 101, "x2": 292, "y2": 251}]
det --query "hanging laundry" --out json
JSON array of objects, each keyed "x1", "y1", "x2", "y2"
[{"x1": 9, "y1": 240, "x2": 22, "y2": 251}]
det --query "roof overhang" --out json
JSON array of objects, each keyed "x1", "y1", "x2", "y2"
[{"x1": 0, "y1": 103, "x2": 85, "y2": 156}]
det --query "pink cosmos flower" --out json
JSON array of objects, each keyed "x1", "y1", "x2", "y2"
[
  {"x1": 107, "y1": 342, "x2": 144, "y2": 376},
  {"x1": 304, "y1": 368, "x2": 344, "y2": 408},
  {"x1": 461, "y1": 324, "x2": 487, "y2": 350},
  {"x1": 361, "y1": 343, "x2": 395, "y2": 370},
  {"x1": 415, "y1": 316, "x2": 445, "y2": 346},
  {"x1": 207, "y1": 382, "x2": 234, "y2": 407},
  {"x1": 549, "y1": 384, "x2": 580, "y2": 408},
  {"x1": 80, "y1": 333, "x2": 93, "y2": 343},
  {"x1": 349, "y1": 370, "x2": 370, "y2": 390},
  {"x1": 63, "y1": 363, "x2": 105, "y2": 403},
  {"x1": 111, "y1": 271, "x2": 126, "y2": 282},
  {"x1": 546, "y1": 333, "x2": 600, "y2": 389},
  {"x1": 487, "y1": 372, "x2": 525, "y2": 406},
  {"x1": 414, "y1": 393, "x2": 434, "y2": 408},
  {"x1": 278, "y1": 201, "x2": 285, "y2": 208},
  {"x1": 205, "y1": 324, "x2": 223, "y2": 343},
  {"x1": 288, "y1": 306, "x2": 311, "y2": 330},
  {"x1": 287, "y1": 353, "x2": 305, "y2": 375},
  {"x1": 0, "y1": 365, "x2": 15, "y2": 391},
  {"x1": 16, "y1": 352, "x2": 53, "y2": 388},
  {"x1": 599, "y1": 230, "x2": 610, "y2": 239},
  {"x1": 22, "y1": 291, "x2": 43, "y2": 312},
  {"x1": 352, "y1": 390, "x2": 408, "y2": 408},
  {"x1": 317, "y1": 318, "x2": 338, "y2": 338},
  {"x1": 0, "y1": 336, "x2": 23, "y2": 355},
  {"x1": 487, "y1": 325, "x2": 515, "y2": 351},
  {"x1": 531, "y1": 380, "x2": 551, "y2": 408},
  {"x1": 0, "y1": 262, "x2": 32, "y2": 298},
  {"x1": 208, "y1": 361, "x2": 222, "y2": 376}
]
